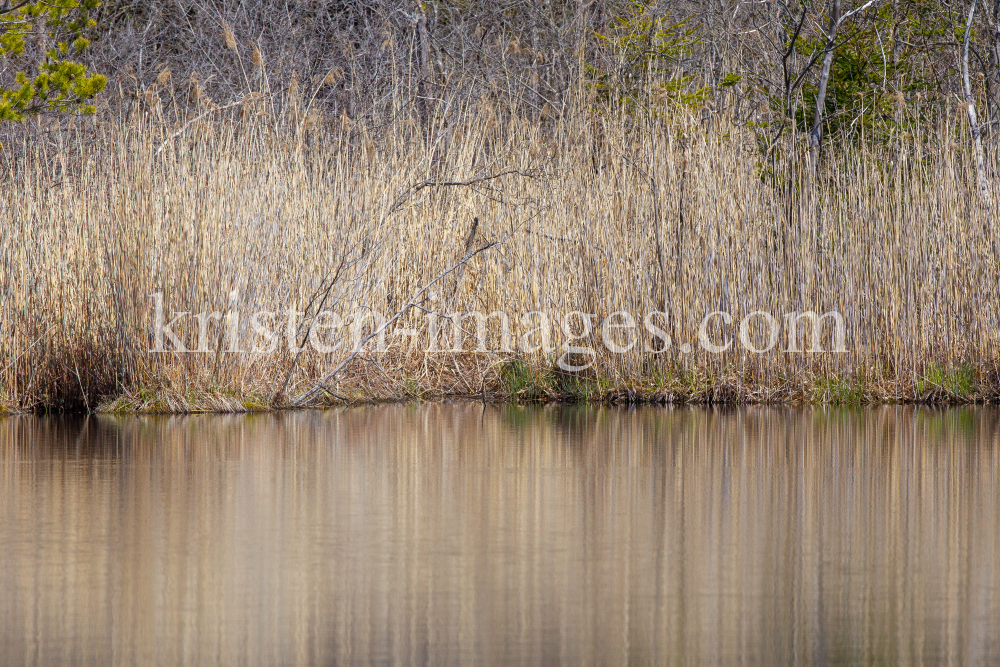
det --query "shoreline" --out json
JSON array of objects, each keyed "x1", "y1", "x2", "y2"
[
  {"x1": 5, "y1": 397, "x2": 993, "y2": 417},
  {"x1": 5, "y1": 370, "x2": 994, "y2": 416}
]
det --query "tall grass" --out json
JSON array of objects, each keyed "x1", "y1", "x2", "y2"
[{"x1": 2, "y1": 101, "x2": 999, "y2": 412}]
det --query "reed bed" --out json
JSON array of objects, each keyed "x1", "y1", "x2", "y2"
[{"x1": 2, "y1": 102, "x2": 999, "y2": 412}]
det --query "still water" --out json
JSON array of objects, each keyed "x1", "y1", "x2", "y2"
[{"x1": 0, "y1": 404, "x2": 998, "y2": 666}]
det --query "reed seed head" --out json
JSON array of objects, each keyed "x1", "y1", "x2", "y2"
[{"x1": 222, "y1": 23, "x2": 237, "y2": 51}]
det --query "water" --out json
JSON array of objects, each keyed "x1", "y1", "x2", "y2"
[{"x1": 1, "y1": 404, "x2": 998, "y2": 666}]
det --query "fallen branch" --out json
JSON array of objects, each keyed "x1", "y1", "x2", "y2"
[
  {"x1": 272, "y1": 252, "x2": 351, "y2": 401},
  {"x1": 289, "y1": 240, "x2": 500, "y2": 407},
  {"x1": 386, "y1": 169, "x2": 538, "y2": 217}
]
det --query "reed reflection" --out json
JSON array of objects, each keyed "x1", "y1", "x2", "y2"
[{"x1": 0, "y1": 405, "x2": 997, "y2": 666}]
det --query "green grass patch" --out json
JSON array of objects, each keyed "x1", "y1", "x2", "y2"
[
  {"x1": 917, "y1": 362, "x2": 977, "y2": 401},
  {"x1": 813, "y1": 374, "x2": 866, "y2": 404}
]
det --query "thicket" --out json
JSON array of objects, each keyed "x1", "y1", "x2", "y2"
[{"x1": 4, "y1": 1, "x2": 1000, "y2": 153}]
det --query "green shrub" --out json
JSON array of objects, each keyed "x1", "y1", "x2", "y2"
[{"x1": 1, "y1": 0, "x2": 106, "y2": 123}]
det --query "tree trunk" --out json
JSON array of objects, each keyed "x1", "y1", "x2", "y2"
[
  {"x1": 964, "y1": 0, "x2": 991, "y2": 211},
  {"x1": 810, "y1": 0, "x2": 841, "y2": 175},
  {"x1": 990, "y1": 0, "x2": 1000, "y2": 116},
  {"x1": 415, "y1": 8, "x2": 432, "y2": 131}
]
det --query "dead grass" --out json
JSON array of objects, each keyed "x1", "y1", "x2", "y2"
[{"x1": 2, "y1": 100, "x2": 999, "y2": 412}]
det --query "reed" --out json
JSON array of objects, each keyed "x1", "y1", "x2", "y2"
[{"x1": 2, "y1": 100, "x2": 999, "y2": 412}]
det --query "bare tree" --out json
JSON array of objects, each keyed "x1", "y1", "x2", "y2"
[
  {"x1": 810, "y1": 0, "x2": 841, "y2": 174},
  {"x1": 809, "y1": 0, "x2": 883, "y2": 173},
  {"x1": 963, "y1": 0, "x2": 991, "y2": 210}
]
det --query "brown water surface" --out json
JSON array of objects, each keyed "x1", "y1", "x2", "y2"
[{"x1": 1, "y1": 404, "x2": 998, "y2": 665}]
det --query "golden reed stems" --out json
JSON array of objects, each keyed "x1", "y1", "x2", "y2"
[{"x1": 1, "y1": 104, "x2": 998, "y2": 411}]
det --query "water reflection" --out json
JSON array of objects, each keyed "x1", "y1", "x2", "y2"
[{"x1": 0, "y1": 405, "x2": 998, "y2": 665}]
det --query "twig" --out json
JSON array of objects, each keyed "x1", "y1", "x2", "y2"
[
  {"x1": 155, "y1": 98, "x2": 246, "y2": 155},
  {"x1": 526, "y1": 228, "x2": 611, "y2": 260},
  {"x1": 837, "y1": 0, "x2": 883, "y2": 27},
  {"x1": 1, "y1": 325, "x2": 55, "y2": 378}
]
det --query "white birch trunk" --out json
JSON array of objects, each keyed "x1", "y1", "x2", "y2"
[{"x1": 963, "y1": 0, "x2": 992, "y2": 210}]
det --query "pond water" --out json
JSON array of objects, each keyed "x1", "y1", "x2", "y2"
[{"x1": 1, "y1": 404, "x2": 998, "y2": 666}]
